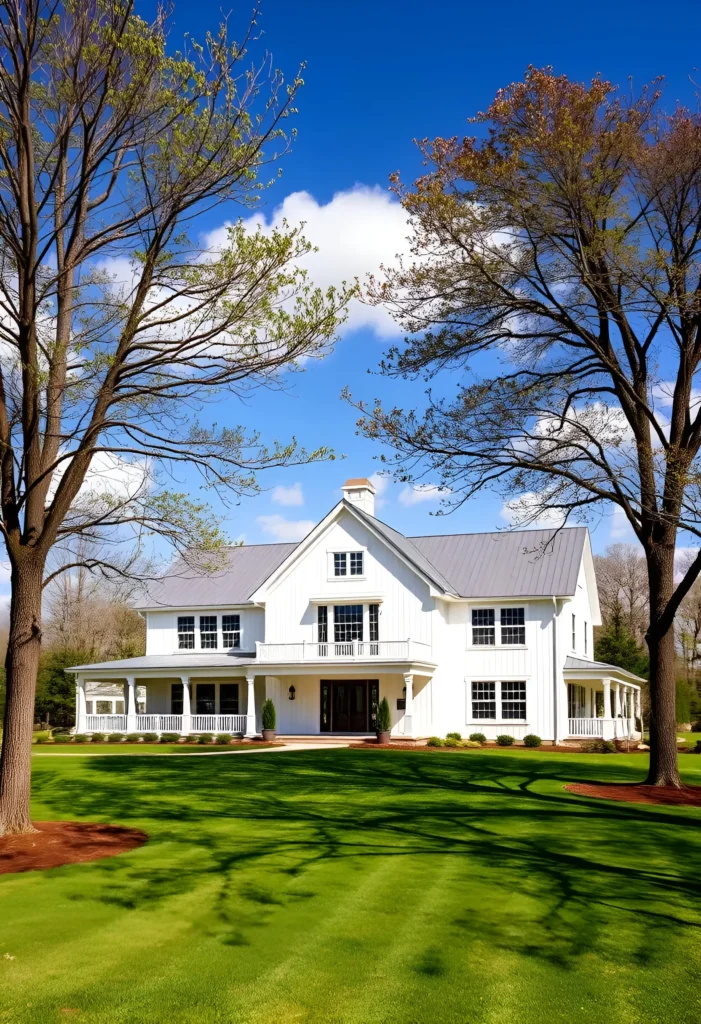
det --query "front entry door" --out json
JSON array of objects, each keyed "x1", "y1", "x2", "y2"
[{"x1": 320, "y1": 681, "x2": 379, "y2": 733}]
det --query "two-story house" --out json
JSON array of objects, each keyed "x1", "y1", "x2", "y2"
[{"x1": 71, "y1": 478, "x2": 643, "y2": 742}]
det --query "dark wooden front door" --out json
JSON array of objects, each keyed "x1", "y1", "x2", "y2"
[{"x1": 320, "y1": 681, "x2": 379, "y2": 733}]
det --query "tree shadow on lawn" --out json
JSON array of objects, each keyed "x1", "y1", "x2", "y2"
[{"x1": 29, "y1": 749, "x2": 701, "y2": 971}]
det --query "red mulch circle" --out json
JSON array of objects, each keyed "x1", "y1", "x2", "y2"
[
  {"x1": 566, "y1": 782, "x2": 701, "y2": 807},
  {"x1": 0, "y1": 821, "x2": 147, "y2": 875}
]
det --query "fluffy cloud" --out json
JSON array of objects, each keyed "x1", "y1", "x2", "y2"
[
  {"x1": 206, "y1": 186, "x2": 411, "y2": 338},
  {"x1": 257, "y1": 514, "x2": 315, "y2": 542},
  {"x1": 368, "y1": 472, "x2": 390, "y2": 509},
  {"x1": 398, "y1": 483, "x2": 451, "y2": 507},
  {"x1": 271, "y1": 482, "x2": 304, "y2": 507}
]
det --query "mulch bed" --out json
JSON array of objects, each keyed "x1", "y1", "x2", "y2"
[
  {"x1": 565, "y1": 782, "x2": 701, "y2": 807},
  {"x1": 349, "y1": 742, "x2": 647, "y2": 754},
  {"x1": 0, "y1": 821, "x2": 147, "y2": 875}
]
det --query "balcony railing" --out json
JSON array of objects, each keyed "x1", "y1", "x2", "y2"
[{"x1": 255, "y1": 639, "x2": 433, "y2": 663}]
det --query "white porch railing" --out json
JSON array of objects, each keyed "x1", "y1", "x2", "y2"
[
  {"x1": 85, "y1": 714, "x2": 127, "y2": 732},
  {"x1": 190, "y1": 714, "x2": 246, "y2": 734},
  {"x1": 256, "y1": 639, "x2": 432, "y2": 662},
  {"x1": 568, "y1": 717, "x2": 604, "y2": 737}
]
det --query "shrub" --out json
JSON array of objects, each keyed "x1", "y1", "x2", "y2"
[
  {"x1": 91, "y1": 733, "x2": 106, "y2": 743},
  {"x1": 140, "y1": 733, "x2": 158, "y2": 743},
  {"x1": 261, "y1": 698, "x2": 277, "y2": 731},
  {"x1": 34, "y1": 734, "x2": 51, "y2": 744},
  {"x1": 197, "y1": 733, "x2": 214, "y2": 745},
  {"x1": 496, "y1": 734, "x2": 514, "y2": 746},
  {"x1": 216, "y1": 733, "x2": 233, "y2": 744},
  {"x1": 693, "y1": 721, "x2": 701, "y2": 733},
  {"x1": 446, "y1": 731, "x2": 462, "y2": 741},
  {"x1": 73, "y1": 734, "x2": 89, "y2": 743},
  {"x1": 107, "y1": 733, "x2": 124, "y2": 743},
  {"x1": 160, "y1": 732, "x2": 180, "y2": 743},
  {"x1": 523, "y1": 734, "x2": 542, "y2": 747},
  {"x1": 694, "y1": 740, "x2": 701, "y2": 754},
  {"x1": 469, "y1": 732, "x2": 486, "y2": 744},
  {"x1": 426, "y1": 736, "x2": 444, "y2": 747},
  {"x1": 126, "y1": 733, "x2": 140, "y2": 744},
  {"x1": 582, "y1": 739, "x2": 617, "y2": 754},
  {"x1": 444, "y1": 737, "x2": 459, "y2": 747},
  {"x1": 53, "y1": 733, "x2": 73, "y2": 744}
]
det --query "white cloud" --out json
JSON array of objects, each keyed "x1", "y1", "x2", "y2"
[
  {"x1": 610, "y1": 505, "x2": 635, "y2": 540},
  {"x1": 500, "y1": 491, "x2": 567, "y2": 529},
  {"x1": 257, "y1": 515, "x2": 315, "y2": 542},
  {"x1": 652, "y1": 381, "x2": 701, "y2": 410},
  {"x1": 206, "y1": 186, "x2": 412, "y2": 338},
  {"x1": 398, "y1": 483, "x2": 451, "y2": 507},
  {"x1": 369, "y1": 472, "x2": 390, "y2": 509},
  {"x1": 271, "y1": 482, "x2": 304, "y2": 507}
]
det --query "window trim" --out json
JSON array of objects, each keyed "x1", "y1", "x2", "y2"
[
  {"x1": 199, "y1": 614, "x2": 218, "y2": 650},
  {"x1": 177, "y1": 615, "x2": 195, "y2": 650},
  {"x1": 468, "y1": 606, "x2": 527, "y2": 649},
  {"x1": 222, "y1": 613, "x2": 241, "y2": 650},
  {"x1": 328, "y1": 548, "x2": 367, "y2": 581},
  {"x1": 464, "y1": 677, "x2": 530, "y2": 724}
]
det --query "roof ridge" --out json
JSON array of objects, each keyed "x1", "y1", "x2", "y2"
[{"x1": 408, "y1": 526, "x2": 585, "y2": 540}]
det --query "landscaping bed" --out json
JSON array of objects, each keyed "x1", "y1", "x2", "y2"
[
  {"x1": 566, "y1": 782, "x2": 701, "y2": 807},
  {"x1": 0, "y1": 821, "x2": 147, "y2": 875}
]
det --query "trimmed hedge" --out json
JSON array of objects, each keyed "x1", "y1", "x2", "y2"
[
  {"x1": 523, "y1": 734, "x2": 542, "y2": 747},
  {"x1": 496, "y1": 734, "x2": 515, "y2": 746},
  {"x1": 469, "y1": 732, "x2": 486, "y2": 744},
  {"x1": 426, "y1": 736, "x2": 444, "y2": 747}
]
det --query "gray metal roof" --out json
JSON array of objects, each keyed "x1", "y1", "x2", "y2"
[
  {"x1": 68, "y1": 652, "x2": 257, "y2": 673},
  {"x1": 408, "y1": 527, "x2": 587, "y2": 598},
  {"x1": 136, "y1": 542, "x2": 297, "y2": 609},
  {"x1": 564, "y1": 655, "x2": 645, "y2": 683}
]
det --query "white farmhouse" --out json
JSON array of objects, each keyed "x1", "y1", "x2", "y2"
[{"x1": 72, "y1": 478, "x2": 643, "y2": 743}]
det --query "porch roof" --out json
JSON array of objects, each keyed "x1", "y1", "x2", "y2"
[
  {"x1": 564, "y1": 656, "x2": 645, "y2": 687},
  {"x1": 68, "y1": 652, "x2": 256, "y2": 673}
]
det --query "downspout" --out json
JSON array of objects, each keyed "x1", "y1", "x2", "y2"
[{"x1": 552, "y1": 598, "x2": 560, "y2": 746}]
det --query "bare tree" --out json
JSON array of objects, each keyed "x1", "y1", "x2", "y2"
[
  {"x1": 354, "y1": 68, "x2": 701, "y2": 786},
  {"x1": 0, "y1": 1, "x2": 350, "y2": 834},
  {"x1": 593, "y1": 544, "x2": 649, "y2": 640}
]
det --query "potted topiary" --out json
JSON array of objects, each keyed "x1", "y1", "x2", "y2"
[
  {"x1": 261, "y1": 698, "x2": 277, "y2": 741},
  {"x1": 376, "y1": 696, "x2": 391, "y2": 744}
]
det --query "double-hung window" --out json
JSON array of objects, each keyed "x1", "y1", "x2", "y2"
[
  {"x1": 317, "y1": 605, "x2": 328, "y2": 643},
  {"x1": 501, "y1": 608, "x2": 525, "y2": 645},
  {"x1": 200, "y1": 615, "x2": 218, "y2": 649},
  {"x1": 334, "y1": 553, "x2": 347, "y2": 576},
  {"x1": 222, "y1": 614, "x2": 241, "y2": 649},
  {"x1": 584, "y1": 621, "x2": 588, "y2": 656},
  {"x1": 178, "y1": 616, "x2": 195, "y2": 650},
  {"x1": 470, "y1": 680, "x2": 527, "y2": 721},
  {"x1": 333, "y1": 551, "x2": 364, "y2": 576},
  {"x1": 572, "y1": 613, "x2": 576, "y2": 650},
  {"x1": 350, "y1": 551, "x2": 364, "y2": 575},
  {"x1": 472, "y1": 609, "x2": 495, "y2": 645},
  {"x1": 334, "y1": 604, "x2": 364, "y2": 643}
]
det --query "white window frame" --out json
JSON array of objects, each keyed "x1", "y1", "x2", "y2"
[
  {"x1": 584, "y1": 620, "x2": 588, "y2": 656},
  {"x1": 327, "y1": 548, "x2": 367, "y2": 582},
  {"x1": 174, "y1": 610, "x2": 244, "y2": 652},
  {"x1": 464, "y1": 677, "x2": 529, "y2": 724},
  {"x1": 468, "y1": 606, "x2": 528, "y2": 649},
  {"x1": 222, "y1": 613, "x2": 241, "y2": 650},
  {"x1": 571, "y1": 613, "x2": 576, "y2": 652}
]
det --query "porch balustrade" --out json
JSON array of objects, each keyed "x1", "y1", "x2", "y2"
[
  {"x1": 81, "y1": 713, "x2": 247, "y2": 736},
  {"x1": 256, "y1": 638, "x2": 432, "y2": 662},
  {"x1": 567, "y1": 717, "x2": 604, "y2": 737}
]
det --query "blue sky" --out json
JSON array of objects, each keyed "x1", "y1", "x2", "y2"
[{"x1": 62, "y1": 1, "x2": 701, "y2": 575}]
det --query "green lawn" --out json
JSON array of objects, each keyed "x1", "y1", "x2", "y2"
[
  {"x1": 2, "y1": 749, "x2": 701, "y2": 1023},
  {"x1": 31, "y1": 744, "x2": 270, "y2": 755}
]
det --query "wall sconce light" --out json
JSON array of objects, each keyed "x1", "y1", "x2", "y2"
[
  {"x1": 402, "y1": 686, "x2": 406, "y2": 696},
  {"x1": 288, "y1": 685, "x2": 296, "y2": 701}
]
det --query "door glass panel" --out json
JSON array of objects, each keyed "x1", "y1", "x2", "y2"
[
  {"x1": 320, "y1": 682, "x2": 331, "y2": 731},
  {"x1": 171, "y1": 682, "x2": 183, "y2": 715},
  {"x1": 196, "y1": 684, "x2": 216, "y2": 714}
]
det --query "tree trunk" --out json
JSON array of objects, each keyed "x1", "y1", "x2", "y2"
[
  {"x1": 0, "y1": 562, "x2": 44, "y2": 835},
  {"x1": 646, "y1": 544, "x2": 683, "y2": 788}
]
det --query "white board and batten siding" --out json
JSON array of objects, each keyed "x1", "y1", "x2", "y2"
[{"x1": 144, "y1": 607, "x2": 265, "y2": 655}]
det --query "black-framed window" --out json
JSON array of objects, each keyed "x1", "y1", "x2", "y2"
[
  {"x1": 171, "y1": 681, "x2": 183, "y2": 715},
  {"x1": 334, "y1": 553, "x2": 347, "y2": 576},
  {"x1": 196, "y1": 683, "x2": 216, "y2": 714},
  {"x1": 471, "y1": 681, "x2": 496, "y2": 719},
  {"x1": 472, "y1": 609, "x2": 495, "y2": 645},
  {"x1": 350, "y1": 551, "x2": 364, "y2": 575},
  {"x1": 222, "y1": 614, "x2": 240, "y2": 649},
  {"x1": 501, "y1": 680, "x2": 526, "y2": 719},
  {"x1": 220, "y1": 683, "x2": 239, "y2": 715},
  {"x1": 572, "y1": 613, "x2": 576, "y2": 650},
  {"x1": 369, "y1": 603, "x2": 379, "y2": 642},
  {"x1": 317, "y1": 605, "x2": 328, "y2": 643},
  {"x1": 501, "y1": 608, "x2": 525, "y2": 645},
  {"x1": 200, "y1": 615, "x2": 218, "y2": 649},
  {"x1": 334, "y1": 604, "x2": 363, "y2": 642},
  {"x1": 178, "y1": 616, "x2": 195, "y2": 650}
]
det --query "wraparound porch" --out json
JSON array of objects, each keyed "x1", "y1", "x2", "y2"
[{"x1": 563, "y1": 661, "x2": 643, "y2": 741}]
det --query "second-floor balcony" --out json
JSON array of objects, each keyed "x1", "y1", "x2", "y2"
[{"x1": 255, "y1": 639, "x2": 434, "y2": 664}]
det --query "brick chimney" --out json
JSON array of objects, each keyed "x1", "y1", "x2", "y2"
[{"x1": 341, "y1": 477, "x2": 376, "y2": 516}]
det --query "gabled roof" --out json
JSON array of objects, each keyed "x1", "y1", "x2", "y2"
[{"x1": 135, "y1": 543, "x2": 296, "y2": 610}]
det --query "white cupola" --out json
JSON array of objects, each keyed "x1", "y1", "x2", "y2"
[{"x1": 341, "y1": 477, "x2": 376, "y2": 517}]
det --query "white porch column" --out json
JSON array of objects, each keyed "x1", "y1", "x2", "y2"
[
  {"x1": 76, "y1": 677, "x2": 87, "y2": 733},
  {"x1": 181, "y1": 675, "x2": 191, "y2": 736},
  {"x1": 601, "y1": 678, "x2": 614, "y2": 739},
  {"x1": 627, "y1": 686, "x2": 635, "y2": 737},
  {"x1": 635, "y1": 687, "x2": 642, "y2": 731},
  {"x1": 403, "y1": 672, "x2": 414, "y2": 738},
  {"x1": 245, "y1": 670, "x2": 257, "y2": 738},
  {"x1": 126, "y1": 675, "x2": 137, "y2": 733}
]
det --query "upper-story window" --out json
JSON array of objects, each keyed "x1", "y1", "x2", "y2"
[
  {"x1": 584, "y1": 620, "x2": 588, "y2": 656},
  {"x1": 222, "y1": 614, "x2": 241, "y2": 649},
  {"x1": 369, "y1": 603, "x2": 379, "y2": 642},
  {"x1": 334, "y1": 604, "x2": 364, "y2": 642},
  {"x1": 500, "y1": 608, "x2": 525, "y2": 645},
  {"x1": 571, "y1": 613, "x2": 576, "y2": 651},
  {"x1": 317, "y1": 605, "x2": 328, "y2": 643},
  {"x1": 472, "y1": 609, "x2": 495, "y2": 645},
  {"x1": 333, "y1": 551, "x2": 364, "y2": 577},
  {"x1": 178, "y1": 616, "x2": 195, "y2": 650},
  {"x1": 200, "y1": 615, "x2": 218, "y2": 649}
]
